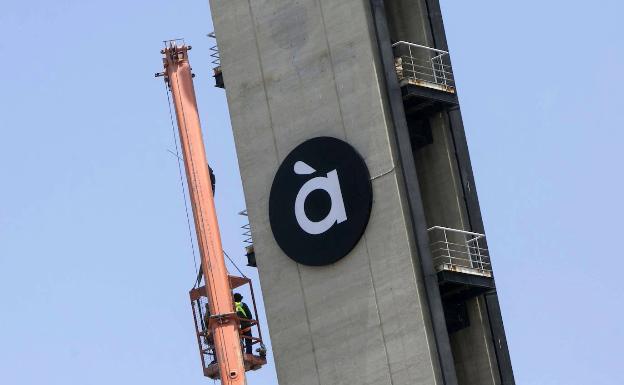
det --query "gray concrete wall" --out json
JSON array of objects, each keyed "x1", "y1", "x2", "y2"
[
  {"x1": 450, "y1": 297, "x2": 501, "y2": 385},
  {"x1": 208, "y1": 0, "x2": 443, "y2": 384},
  {"x1": 384, "y1": 0, "x2": 433, "y2": 46},
  {"x1": 414, "y1": 112, "x2": 469, "y2": 231}
]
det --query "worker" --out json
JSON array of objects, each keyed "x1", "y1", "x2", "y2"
[
  {"x1": 233, "y1": 293, "x2": 253, "y2": 355},
  {"x1": 209, "y1": 165, "x2": 216, "y2": 194},
  {"x1": 203, "y1": 303, "x2": 217, "y2": 364}
]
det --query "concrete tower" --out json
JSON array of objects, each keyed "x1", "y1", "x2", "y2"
[{"x1": 208, "y1": 1, "x2": 515, "y2": 384}]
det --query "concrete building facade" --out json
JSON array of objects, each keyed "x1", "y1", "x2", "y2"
[{"x1": 208, "y1": 1, "x2": 515, "y2": 384}]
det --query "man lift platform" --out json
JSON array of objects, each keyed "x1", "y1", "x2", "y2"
[{"x1": 190, "y1": 275, "x2": 267, "y2": 379}]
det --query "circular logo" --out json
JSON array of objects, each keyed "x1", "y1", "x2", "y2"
[{"x1": 269, "y1": 137, "x2": 373, "y2": 266}]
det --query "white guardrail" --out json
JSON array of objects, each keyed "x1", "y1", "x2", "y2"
[
  {"x1": 427, "y1": 226, "x2": 492, "y2": 277},
  {"x1": 392, "y1": 41, "x2": 455, "y2": 92}
]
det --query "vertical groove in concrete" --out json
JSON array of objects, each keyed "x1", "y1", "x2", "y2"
[
  {"x1": 296, "y1": 264, "x2": 323, "y2": 385},
  {"x1": 476, "y1": 298, "x2": 500, "y2": 383},
  {"x1": 362, "y1": 233, "x2": 395, "y2": 385},
  {"x1": 315, "y1": 0, "x2": 348, "y2": 142},
  {"x1": 245, "y1": 0, "x2": 281, "y2": 163}
]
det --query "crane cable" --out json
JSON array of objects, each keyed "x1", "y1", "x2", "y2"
[
  {"x1": 164, "y1": 80, "x2": 200, "y2": 285},
  {"x1": 196, "y1": 249, "x2": 248, "y2": 288},
  {"x1": 225, "y1": 250, "x2": 247, "y2": 278}
]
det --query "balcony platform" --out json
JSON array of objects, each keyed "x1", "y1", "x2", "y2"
[
  {"x1": 401, "y1": 79, "x2": 458, "y2": 116},
  {"x1": 392, "y1": 41, "x2": 458, "y2": 116},
  {"x1": 204, "y1": 354, "x2": 267, "y2": 380},
  {"x1": 428, "y1": 226, "x2": 495, "y2": 301},
  {"x1": 437, "y1": 269, "x2": 495, "y2": 302}
]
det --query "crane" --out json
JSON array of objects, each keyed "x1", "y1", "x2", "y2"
[{"x1": 158, "y1": 40, "x2": 266, "y2": 383}]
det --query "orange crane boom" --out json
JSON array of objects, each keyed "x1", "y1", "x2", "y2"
[{"x1": 160, "y1": 41, "x2": 247, "y2": 385}]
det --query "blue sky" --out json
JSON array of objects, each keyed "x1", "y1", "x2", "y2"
[{"x1": 1, "y1": 1, "x2": 622, "y2": 384}]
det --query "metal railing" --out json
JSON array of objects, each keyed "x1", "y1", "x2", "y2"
[
  {"x1": 209, "y1": 45, "x2": 220, "y2": 65},
  {"x1": 427, "y1": 226, "x2": 491, "y2": 277},
  {"x1": 207, "y1": 32, "x2": 220, "y2": 65},
  {"x1": 238, "y1": 209, "x2": 252, "y2": 244},
  {"x1": 392, "y1": 41, "x2": 455, "y2": 92}
]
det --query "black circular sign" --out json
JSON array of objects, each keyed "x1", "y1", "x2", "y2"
[{"x1": 269, "y1": 137, "x2": 373, "y2": 266}]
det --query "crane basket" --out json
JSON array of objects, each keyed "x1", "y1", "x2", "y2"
[{"x1": 189, "y1": 276, "x2": 267, "y2": 379}]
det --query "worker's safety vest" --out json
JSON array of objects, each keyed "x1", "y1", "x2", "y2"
[{"x1": 235, "y1": 302, "x2": 248, "y2": 318}]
